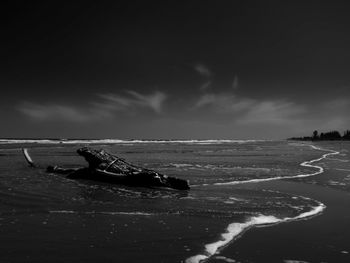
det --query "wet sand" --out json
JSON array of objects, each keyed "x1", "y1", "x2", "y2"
[
  {"x1": 214, "y1": 173, "x2": 350, "y2": 263},
  {"x1": 1, "y1": 141, "x2": 349, "y2": 263}
]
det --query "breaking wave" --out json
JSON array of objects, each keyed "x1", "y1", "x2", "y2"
[
  {"x1": 49, "y1": 210, "x2": 154, "y2": 216},
  {"x1": 0, "y1": 139, "x2": 264, "y2": 145},
  {"x1": 208, "y1": 145, "x2": 339, "y2": 186},
  {"x1": 185, "y1": 200, "x2": 325, "y2": 263},
  {"x1": 186, "y1": 144, "x2": 335, "y2": 262}
]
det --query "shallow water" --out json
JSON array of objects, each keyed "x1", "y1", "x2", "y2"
[{"x1": 0, "y1": 140, "x2": 349, "y2": 262}]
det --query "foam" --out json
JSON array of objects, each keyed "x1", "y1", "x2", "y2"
[
  {"x1": 49, "y1": 210, "x2": 153, "y2": 216},
  {"x1": 284, "y1": 260, "x2": 310, "y2": 263},
  {"x1": 212, "y1": 144, "x2": 340, "y2": 186},
  {"x1": 170, "y1": 163, "x2": 273, "y2": 172},
  {"x1": 327, "y1": 180, "x2": 346, "y2": 186},
  {"x1": 335, "y1": 168, "x2": 350, "y2": 172},
  {"x1": 169, "y1": 163, "x2": 193, "y2": 168},
  {"x1": 327, "y1": 158, "x2": 349, "y2": 162},
  {"x1": 185, "y1": 201, "x2": 325, "y2": 263},
  {"x1": 49, "y1": 210, "x2": 76, "y2": 214},
  {"x1": 188, "y1": 144, "x2": 333, "y2": 262},
  {"x1": 0, "y1": 139, "x2": 264, "y2": 145}
]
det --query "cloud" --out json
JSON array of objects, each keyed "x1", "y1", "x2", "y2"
[
  {"x1": 194, "y1": 92, "x2": 306, "y2": 125},
  {"x1": 194, "y1": 63, "x2": 211, "y2": 77},
  {"x1": 237, "y1": 100, "x2": 305, "y2": 125},
  {"x1": 99, "y1": 90, "x2": 167, "y2": 114},
  {"x1": 18, "y1": 90, "x2": 167, "y2": 122},
  {"x1": 194, "y1": 64, "x2": 213, "y2": 91},
  {"x1": 126, "y1": 90, "x2": 167, "y2": 114},
  {"x1": 193, "y1": 91, "x2": 350, "y2": 139},
  {"x1": 194, "y1": 93, "x2": 255, "y2": 112},
  {"x1": 18, "y1": 103, "x2": 103, "y2": 122},
  {"x1": 97, "y1": 94, "x2": 132, "y2": 108},
  {"x1": 200, "y1": 81, "x2": 212, "y2": 91}
]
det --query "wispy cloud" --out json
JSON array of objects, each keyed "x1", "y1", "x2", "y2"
[
  {"x1": 199, "y1": 81, "x2": 212, "y2": 91},
  {"x1": 127, "y1": 90, "x2": 167, "y2": 114},
  {"x1": 194, "y1": 63, "x2": 214, "y2": 91},
  {"x1": 193, "y1": 89, "x2": 350, "y2": 139},
  {"x1": 18, "y1": 90, "x2": 167, "y2": 122},
  {"x1": 194, "y1": 92, "x2": 306, "y2": 125},
  {"x1": 237, "y1": 100, "x2": 305, "y2": 125},
  {"x1": 194, "y1": 63, "x2": 211, "y2": 77},
  {"x1": 18, "y1": 103, "x2": 104, "y2": 122},
  {"x1": 99, "y1": 90, "x2": 167, "y2": 114},
  {"x1": 194, "y1": 93, "x2": 255, "y2": 112}
]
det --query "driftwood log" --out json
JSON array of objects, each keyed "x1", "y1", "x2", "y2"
[{"x1": 47, "y1": 147, "x2": 190, "y2": 190}]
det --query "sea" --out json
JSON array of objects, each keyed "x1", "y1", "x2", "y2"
[{"x1": 0, "y1": 139, "x2": 350, "y2": 263}]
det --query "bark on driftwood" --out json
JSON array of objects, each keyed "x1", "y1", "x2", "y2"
[{"x1": 47, "y1": 147, "x2": 190, "y2": 190}]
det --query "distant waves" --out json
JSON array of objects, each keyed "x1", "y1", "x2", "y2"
[{"x1": 0, "y1": 139, "x2": 265, "y2": 145}]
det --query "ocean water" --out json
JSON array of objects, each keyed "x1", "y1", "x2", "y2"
[{"x1": 0, "y1": 140, "x2": 349, "y2": 262}]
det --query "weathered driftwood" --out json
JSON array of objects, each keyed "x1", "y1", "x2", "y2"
[
  {"x1": 47, "y1": 147, "x2": 190, "y2": 190},
  {"x1": 23, "y1": 148, "x2": 36, "y2": 167}
]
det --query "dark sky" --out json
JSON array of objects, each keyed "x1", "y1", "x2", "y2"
[{"x1": 2, "y1": 0, "x2": 350, "y2": 139}]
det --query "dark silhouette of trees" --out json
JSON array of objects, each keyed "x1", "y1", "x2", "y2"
[
  {"x1": 344, "y1": 130, "x2": 350, "y2": 140},
  {"x1": 289, "y1": 130, "x2": 350, "y2": 141},
  {"x1": 321, "y1": 131, "x2": 342, "y2": 140},
  {"x1": 320, "y1": 132, "x2": 324, "y2": 140}
]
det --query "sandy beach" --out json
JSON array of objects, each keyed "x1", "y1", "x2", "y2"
[
  {"x1": 0, "y1": 140, "x2": 349, "y2": 263},
  {"x1": 211, "y1": 142, "x2": 350, "y2": 263},
  {"x1": 214, "y1": 180, "x2": 350, "y2": 263}
]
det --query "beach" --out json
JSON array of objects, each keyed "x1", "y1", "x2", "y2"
[
  {"x1": 0, "y1": 140, "x2": 349, "y2": 262},
  {"x1": 215, "y1": 180, "x2": 350, "y2": 263},
  {"x1": 212, "y1": 141, "x2": 350, "y2": 263}
]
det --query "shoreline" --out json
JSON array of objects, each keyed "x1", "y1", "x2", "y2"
[
  {"x1": 1, "y1": 141, "x2": 349, "y2": 263},
  {"x1": 185, "y1": 144, "x2": 334, "y2": 263},
  {"x1": 185, "y1": 198, "x2": 326, "y2": 263},
  {"x1": 186, "y1": 143, "x2": 348, "y2": 263},
  {"x1": 217, "y1": 179, "x2": 350, "y2": 263}
]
